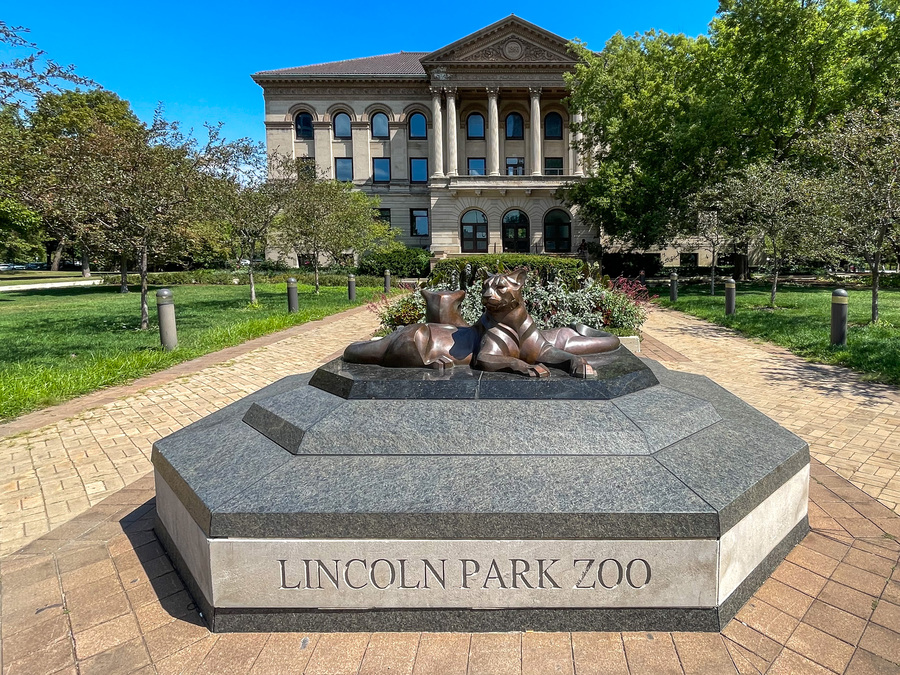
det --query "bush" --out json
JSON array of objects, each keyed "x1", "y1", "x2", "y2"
[
  {"x1": 359, "y1": 247, "x2": 430, "y2": 278},
  {"x1": 375, "y1": 272, "x2": 650, "y2": 336},
  {"x1": 103, "y1": 269, "x2": 389, "y2": 288},
  {"x1": 430, "y1": 255, "x2": 585, "y2": 286}
]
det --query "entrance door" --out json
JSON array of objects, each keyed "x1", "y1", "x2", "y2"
[{"x1": 503, "y1": 210, "x2": 530, "y2": 253}]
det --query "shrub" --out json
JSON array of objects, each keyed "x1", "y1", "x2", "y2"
[
  {"x1": 103, "y1": 269, "x2": 389, "y2": 288},
  {"x1": 375, "y1": 272, "x2": 650, "y2": 335},
  {"x1": 359, "y1": 247, "x2": 431, "y2": 277},
  {"x1": 430, "y1": 255, "x2": 584, "y2": 286}
]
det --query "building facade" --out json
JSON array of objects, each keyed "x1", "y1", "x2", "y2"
[{"x1": 253, "y1": 16, "x2": 600, "y2": 259}]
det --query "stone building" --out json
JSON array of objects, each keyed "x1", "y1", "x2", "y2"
[{"x1": 252, "y1": 16, "x2": 597, "y2": 259}]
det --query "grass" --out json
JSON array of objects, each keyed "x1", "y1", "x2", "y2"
[
  {"x1": 0, "y1": 282, "x2": 386, "y2": 421},
  {"x1": 654, "y1": 282, "x2": 900, "y2": 385}
]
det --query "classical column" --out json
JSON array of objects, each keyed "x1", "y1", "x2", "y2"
[
  {"x1": 446, "y1": 88, "x2": 458, "y2": 177},
  {"x1": 572, "y1": 111, "x2": 584, "y2": 176},
  {"x1": 487, "y1": 87, "x2": 500, "y2": 176},
  {"x1": 530, "y1": 88, "x2": 542, "y2": 176},
  {"x1": 430, "y1": 88, "x2": 444, "y2": 178}
]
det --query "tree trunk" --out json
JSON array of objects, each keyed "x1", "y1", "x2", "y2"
[
  {"x1": 50, "y1": 238, "x2": 66, "y2": 271},
  {"x1": 81, "y1": 249, "x2": 91, "y2": 278},
  {"x1": 140, "y1": 245, "x2": 149, "y2": 331},
  {"x1": 872, "y1": 249, "x2": 882, "y2": 324},
  {"x1": 769, "y1": 242, "x2": 779, "y2": 307},
  {"x1": 710, "y1": 251, "x2": 717, "y2": 296},
  {"x1": 314, "y1": 263, "x2": 320, "y2": 294},
  {"x1": 119, "y1": 250, "x2": 129, "y2": 293},
  {"x1": 249, "y1": 264, "x2": 257, "y2": 305}
]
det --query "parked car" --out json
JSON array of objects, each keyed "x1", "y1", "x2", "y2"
[
  {"x1": 25, "y1": 262, "x2": 48, "y2": 270},
  {"x1": 0, "y1": 263, "x2": 12, "y2": 271},
  {"x1": 10, "y1": 264, "x2": 26, "y2": 270}
]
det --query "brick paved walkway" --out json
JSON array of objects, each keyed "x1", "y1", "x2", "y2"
[{"x1": 2, "y1": 304, "x2": 900, "y2": 673}]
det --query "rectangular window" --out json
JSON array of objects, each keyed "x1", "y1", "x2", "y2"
[
  {"x1": 467, "y1": 158, "x2": 486, "y2": 176},
  {"x1": 373, "y1": 158, "x2": 391, "y2": 183},
  {"x1": 545, "y1": 157, "x2": 564, "y2": 176},
  {"x1": 680, "y1": 252, "x2": 699, "y2": 267},
  {"x1": 411, "y1": 209, "x2": 429, "y2": 237},
  {"x1": 377, "y1": 208, "x2": 391, "y2": 223},
  {"x1": 335, "y1": 157, "x2": 353, "y2": 182},
  {"x1": 506, "y1": 157, "x2": 525, "y2": 176},
  {"x1": 410, "y1": 158, "x2": 428, "y2": 183}
]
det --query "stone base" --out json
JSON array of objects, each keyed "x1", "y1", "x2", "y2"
[{"x1": 152, "y1": 354, "x2": 809, "y2": 633}]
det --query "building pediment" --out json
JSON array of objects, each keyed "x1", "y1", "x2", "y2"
[{"x1": 420, "y1": 16, "x2": 576, "y2": 68}]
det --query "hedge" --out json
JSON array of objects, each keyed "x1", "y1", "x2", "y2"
[
  {"x1": 430, "y1": 255, "x2": 585, "y2": 283},
  {"x1": 103, "y1": 269, "x2": 391, "y2": 288},
  {"x1": 358, "y1": 247, "x2": 430, "y2": 278}
]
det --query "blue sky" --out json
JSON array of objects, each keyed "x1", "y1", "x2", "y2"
[{"x1": 3, "y1": 0, "x2": 719, "y2": 144}]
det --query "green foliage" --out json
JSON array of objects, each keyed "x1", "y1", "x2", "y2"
[
  {"x1": 430, "y1": 255, "x2": 585, "y2": 284},
  {"x1": 656, "y1": 283, "x2": 900, "y2": 384},
  {"x1": 358, "y1": 246, "x2": 430, "y2": 277},
  {"x1": 0, "y1": 282, "x2": 385, "y2": 421},
  {"x1": 103, "y1": 269, "x2": 389, "y2": 288},
  {"x1": 376, "y1": 272, "x2": 649, "y2": 336}
]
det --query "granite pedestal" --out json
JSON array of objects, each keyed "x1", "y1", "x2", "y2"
[{"x1": 151, "y1": 347, "x2": 809, "y2": 632}]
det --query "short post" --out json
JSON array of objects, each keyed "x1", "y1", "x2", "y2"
[
  {"x1": 155, "y1": 288, "x2": 177, "y2": 351},
  {"x1": 286, "y1": 277, "x2": 299, "y2": 314},
  {"x1": 638, "y1": 270, "x2": 646, "y2": 287},
  {"x1": 384, "y1": 269, "x2": 391, "y2": 294},
  {"x1": 725, "y1": 278, "x2": 736, "y2": 316},
  {"x1": 348, "y1": 274, "x2": 356, "y2": 301},
  {"x1": 831, "y1": 289, "x2": 848, "y2": 347},
  {"x1": 669, "y1": 272, "x2": 678, "y2": 303}
]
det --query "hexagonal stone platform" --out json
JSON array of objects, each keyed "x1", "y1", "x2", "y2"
[{"x1": 152, "y1": 347, "x2": 809, "y2": 633}]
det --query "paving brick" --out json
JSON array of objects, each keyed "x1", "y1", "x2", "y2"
[
  {"x1": 621, "y1": 632, "x2": 682, "y2": 675},
  {"x1": 411, "y1": 633, "x2": 469, "y2": 675},
  {"x1": 785, "y1": 622, "x2": 856, "y2": 672},
  {"x1": 357, "y1": 632, "x2": 420, "y2": 675},
  {"x1": 803, "y1": 599, "x2": 869, "y2": 645},
  {"x1": 304, "y1": 633, "x2": 370, "y2": 675},
  {"x1": 522, "y1": 632, "x2": 573, "y2": 675},
  {"x1": 671, "y1": 632, "x2": 738, "y2": 675},
  {"x1": 571, "y1": 632, "x2": 629, "y2": 675},
  {"x1": 468, "y1": 633, "x2": 521, "y2": 675}
]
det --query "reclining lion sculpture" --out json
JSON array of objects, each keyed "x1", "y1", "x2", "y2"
[{"x1": 343, "y1": 269, "x2": 621, "y2": 379}]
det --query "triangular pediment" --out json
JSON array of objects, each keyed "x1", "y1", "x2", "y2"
[{"x1": 420, "y1": 16, "x2": 576, "y2": 67}]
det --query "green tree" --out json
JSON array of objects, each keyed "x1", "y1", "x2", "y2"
[
  {"x1": 274, "y1": 171, "x2": 394, "y2": 293},
  {"x1": 812, "y1": 103, "x2": 900, "y2": 322}
]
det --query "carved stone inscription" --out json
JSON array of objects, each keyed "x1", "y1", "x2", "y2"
[{"x1": 209, "y1": 539, "x2": 718, "y2": 609}]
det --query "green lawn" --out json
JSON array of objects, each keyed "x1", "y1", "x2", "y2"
[
  {"x1": 0, "y1": 283, "x2": 384, "y2": 421},
  {"x1": 654, "y1": 283, "x2": 900, "y2": 384}
]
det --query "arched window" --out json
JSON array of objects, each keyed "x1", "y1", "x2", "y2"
[
  {"x1": 295, "y1": 112, "x2": 313, "y2": 140},
  {"x1": 544, "y1": 112, "x2": 563, "y2": 140},
  {"x1": 333, "y1": 112, "x2": 352, "y2": 139},
  {"x1": 505, "y1": 113, "x2": 524, "y2": 140},
  {"x1": 502, "y1": 210, "x2": 530, "y2": 253},
  {"x1": 371, "y1": 112, "x2": 389, "y2": 139},
  {"x1": 461, "y1": 210, "x2": 488, "y2": 253},
  {"x1": 409, "y1": 112, "x2": 427, "y2": 139},
  {"x1": 543, "y1": 209, "x2": 571, "y2": 252},
  {"x1": 467, "y1": 113, "x2": 485, "y2": 140}
]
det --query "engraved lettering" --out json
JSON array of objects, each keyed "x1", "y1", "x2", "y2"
[
  {"x1": 482, "y1": 559, "x2": 508, "y2": 589},
  {"x1": 344, "y1": 559, "x2": 367, "y2": 589},
  {"x1": 316, "y1": 560, "x2": 340, "y2": 589},
  {"x1": 626, "y1": 558, "x2": 651, "y2": 589},
  {"x1": 303, "y1": 559, "x2": 314, "y2": 589},
  {"x1": 461, "y1": 559, "x2": 480, "y2": 588},
  {"x1": 510, "y1": 559, "x2": 533, "y2": 589},
  {"x1": 398, "y1": 559, "x2": 421, "y2": 589},
  {"x1": 278, "y1": 559, "x2": 302, "y2": 589},
  {"x1": 598, "y1": 558, "x2": 623, "y2": 589},
  {"x1": 538, "y1": 559, "x2": 561, "y2": 589},
  {"x1": 423, "y1": 559, "x2": 446, "y2": 589},
  {"x1": 573, "y1": 559, "x2": 596, "y2": 589},
  {"x1": 370, "y1": 558, "x2": 397, "y2": 589}
]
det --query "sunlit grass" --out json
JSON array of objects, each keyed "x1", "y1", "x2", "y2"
[
  {"x1": 654, "y1": 283, "x2": 900, "y2": 384},
  {"x1": 0, "y1": 283, "x2": 385, "y2": 421}
]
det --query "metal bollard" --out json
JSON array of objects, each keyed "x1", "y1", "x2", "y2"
[
  {"x1": 155, "y1": 288, "x2": 177, "y2": 351},
  {"x1": 286, "y1": 278, "x2": 299, "y2": 313},
  {"x1": 725, "y1": 278, "x2": 736, "y2": 316},
  {"x1": 669, "y1": 273, "x2": 678, "y2": 303},
  {"x1": 384, "y1": 269, "x2": 391, "y2": 294},
  {"x1": 348, "y1": 274, "x2": 356, "y2": 302},
  {"x1": 831, "y1": 289, "x2": 848, "y2": 346}
]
